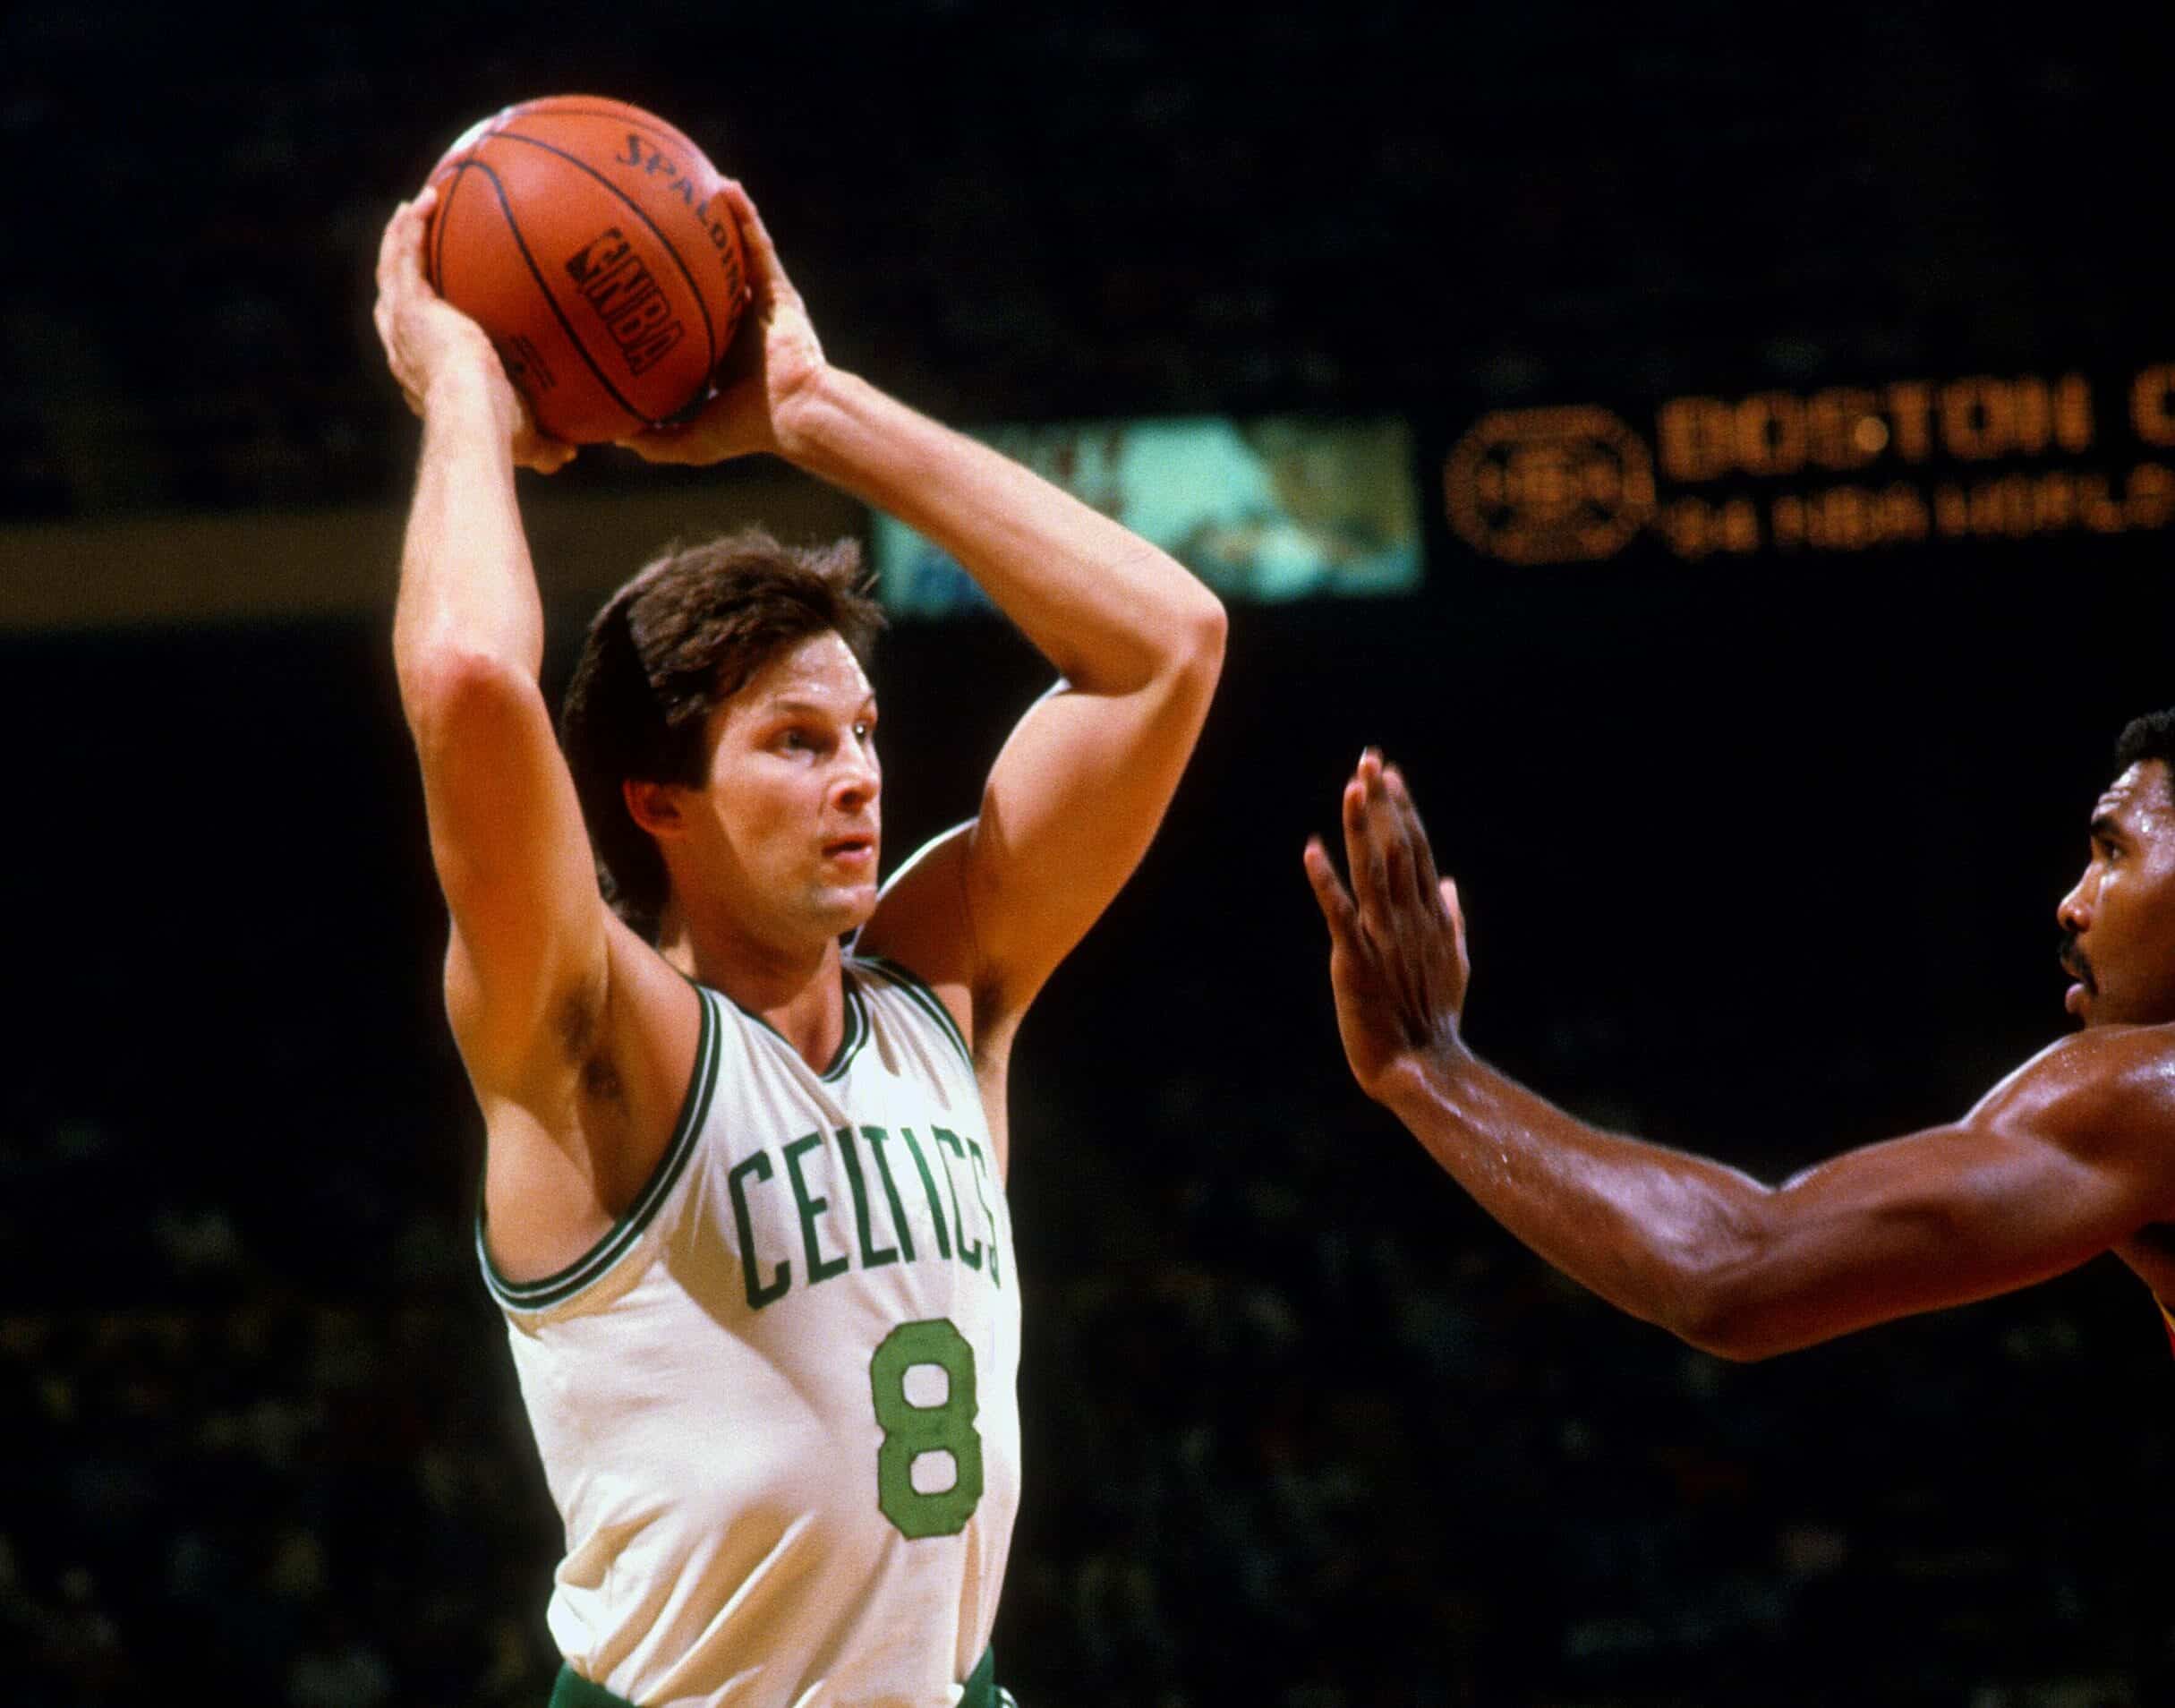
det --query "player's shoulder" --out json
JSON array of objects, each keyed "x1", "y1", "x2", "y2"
[
  {"x1": 858, "y1": 820, "x2": 979, "y2": 995},
  {"x1": 1979, "y1": 1022, "x2": 2175, "y2": 1149}
]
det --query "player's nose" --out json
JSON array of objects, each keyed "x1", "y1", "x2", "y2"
[
  {"x1": 2056, "y1": 874, "x2": 2092, "y2": 935},
  {"x1": 832, "y1": 750, "x2": 880, "y2": 809}
]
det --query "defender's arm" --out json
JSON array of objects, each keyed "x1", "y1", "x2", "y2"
[
  {"x1": 1306, "y1": 752, "x2": 2175, "y2": 1360},
  {"x1": 1377, "y1": 1033, "x2": 2169, "y2": 1360}
]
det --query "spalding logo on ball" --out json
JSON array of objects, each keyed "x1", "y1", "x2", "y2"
[{"x1": 424, "y1": 95, "x2": 751, "y2": 445}]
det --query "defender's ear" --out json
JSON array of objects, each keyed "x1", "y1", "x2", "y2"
[{"x1": 623, "y1": 779, "x2": 686, "y2": 840}]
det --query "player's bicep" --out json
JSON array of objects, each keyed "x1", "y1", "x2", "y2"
[
  {"x1": 961, "y1": 666, "x2": 1215, "y2": 1008},
  {"x1": 1715, "y1": 1118, "x2": 2151, "y2": 1354},
  {"x1": 408, "y1": 656, "x2": 611, "y2": 1077}
]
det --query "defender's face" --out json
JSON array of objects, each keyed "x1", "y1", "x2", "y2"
[
  {"x1": 690, "y1": 630, "x2": 882, "y2": 943},
  {"x1": 2055, "y1": 760, "x2": 2175, "y2": 1027}
]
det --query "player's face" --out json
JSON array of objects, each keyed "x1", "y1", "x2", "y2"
[
  {"x1": 2054, "y1": 760, "x2": 2175, "y2": 1027},
  {"x1": 689, "y1": 629, "x2": 882, "y2": 944}
]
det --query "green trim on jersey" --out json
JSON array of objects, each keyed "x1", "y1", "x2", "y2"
[
  {"x1": 480, "y1": 987, "x2": 722, "y2": 1311},
  {"x1": 722, "y1": 969, "x2": 871, "y2": 1082},
  {"x1": 546, "y1": 1645, "x2": 1009, "y2": 1708},
  {"x1": 855, "y1": 954, "x2": 974, "y2": 1072}
]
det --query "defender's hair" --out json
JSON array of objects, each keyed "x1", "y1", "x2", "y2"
[
  {"x1": 559, "y1": 527, "x2": 884, "y2": 937},
  {"x1": 2115, "y1": 710, "x2": 2175, "y2": 804}
]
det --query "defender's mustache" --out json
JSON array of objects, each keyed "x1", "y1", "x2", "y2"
[{"x1": 2060, "y1": 934, "x2": 2098, "y2": 994}]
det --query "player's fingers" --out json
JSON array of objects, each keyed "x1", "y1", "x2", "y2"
[
  {"x1": 1379, "y1": 775, "x2": 1418, "y2": 910},
  {"x1": 1385, "y1": 765, "x2": 1444, "y2": 915},
  {"x1": 508, "y1": 392, "x2": 576, "y2": 473},
  {"x1": 1345, "y1": 756, "x2": 1395, "y2": 929},
  {"x1": 1303, "y1": 837, "x2": 1359, "y2": 942},
  {"x1": 1361, "y1": 751, "x2": 1412, "y2": 911},
  {"x1": 518, "y1": 438, "x2": 576, "y2": 474},
  {"x1": 376, "y1": 189, "x2": 432, "y2": 293},
  {"x1": 1441, "y1": 875, "x2": 1471, "y2": 990},
  {"x1": 374, "y1": 201, "x2": 411, "y2": 289},
  {"x1": 719, "y1": 180, "x2": 791, "y2": 302},
  {"x1": 617, "y1": 426, "x2": 695, "y2": 465}
]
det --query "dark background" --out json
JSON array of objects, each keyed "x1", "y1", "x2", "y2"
[{"x1": 7, "y1": 4, "x2": 2175, "y2": 1704}]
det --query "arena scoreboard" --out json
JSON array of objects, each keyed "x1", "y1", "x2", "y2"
[{"x1": 1446, "y1": 364, "x2": 2175, "y2": 565}]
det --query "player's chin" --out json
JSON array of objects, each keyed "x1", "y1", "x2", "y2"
[{"x1": 810, "y1": 880, "x2": 880, "y2": 934}]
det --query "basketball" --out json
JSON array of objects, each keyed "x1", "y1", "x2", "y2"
[{"x1": 422, "y1": 96, "x2": 750, "y2": 445}]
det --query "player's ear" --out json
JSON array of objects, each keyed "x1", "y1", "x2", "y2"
[{"x1": 623, "y1": 779, "x2": 687, "y2": 841}]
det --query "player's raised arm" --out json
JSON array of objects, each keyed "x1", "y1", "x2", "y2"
[
  {"x1": 626, "y1": 184, "x2": 1227, "y2": 1030},
  {"x1": 1304, "y1": 752, "x2": 2175, "y2": 1360},
  {"x1": 375, "y1": 190, "x2": 615, "y2": 1086}
]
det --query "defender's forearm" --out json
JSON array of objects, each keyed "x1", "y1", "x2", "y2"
[
  {"x1": 780, "y1": 369, "x2": 1223, "y2": 691},
  {"x1": 1383, "y1": 1046, "x2": 1773, "y2": 1344},
  {"x1": 393, "y1": 372, "x2": 544, "y2": 695}
]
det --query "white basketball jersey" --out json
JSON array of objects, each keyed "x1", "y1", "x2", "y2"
[{"x1": 481, "y1": 954, "x2": 1022, "y2": 1708}]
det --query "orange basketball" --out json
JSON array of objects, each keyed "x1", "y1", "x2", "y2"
[{"x1": 422, "y1": 96, "x2": 750, "y2": 445}]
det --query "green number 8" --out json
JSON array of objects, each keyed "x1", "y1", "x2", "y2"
[{"x1": 870, "y1": 1318, "x2": 984, "y2": 1540}]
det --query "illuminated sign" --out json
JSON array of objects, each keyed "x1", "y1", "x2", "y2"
[
  {"x1": 875, "y1": 416, "x2": 1424, "y2": 615},
  {"x1": 1443, "y1": 406, "x2": 1657, "y2": 564},
  {"x1": 1446, "y1": 365, "x2": 2175, "y2": 563}
]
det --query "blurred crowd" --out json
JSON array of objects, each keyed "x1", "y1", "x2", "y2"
[
  {"x1": 7, "y1": 3, "x2": 2169, "y2": 525},
  {"x1": 8, "y1": 1043, "x2": 2169, "y2": 1707}
]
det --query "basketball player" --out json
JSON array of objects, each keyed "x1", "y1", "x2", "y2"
[
  {"x1": 372, "y1": 176, "x2": 1224, "y2": 1708},
  {"x1": 1304, "y1": 727, "x2": 2175, "y2": 1360}
]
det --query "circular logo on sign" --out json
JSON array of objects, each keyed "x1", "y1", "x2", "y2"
[{"x1": 1445, "y1": 407, "x2": 1659, "y2": 564}]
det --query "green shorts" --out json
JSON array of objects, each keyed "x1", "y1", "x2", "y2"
[{"x1": 550, "y1": 1645, "x2": 1011, "y2": 1708}]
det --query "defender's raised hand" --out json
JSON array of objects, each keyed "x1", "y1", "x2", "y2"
[
  {"x1": 617, "y1": 182, "x2": 830, "y2": 466},
  {"x1": 1303, "y1": 751, "x2": 1471, "y2": 1101}
]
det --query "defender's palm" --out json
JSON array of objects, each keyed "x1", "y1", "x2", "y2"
[{"x1": 1304, "y1": 756, "x2": 1471, "y2": 1101}]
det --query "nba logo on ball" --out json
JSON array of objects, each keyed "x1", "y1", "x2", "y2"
[
  {"x1": 423, "y1": 95, "x2": 751, "y2": 444},
  {"x1": 564, "y1": 229, "x2": 686, "y2": 378}
]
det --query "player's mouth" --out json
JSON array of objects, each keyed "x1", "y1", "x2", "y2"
[
  {"x1": 822, "y1": 833, "x2": 876, "y2": 867},
  {"x1": 2060, "y1": 941, "x2": 2096, "y2": 1014}
]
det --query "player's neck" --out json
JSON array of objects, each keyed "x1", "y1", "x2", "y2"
[{"x1": 657, "y1": 902, "x2": 848, "y2": 1072}]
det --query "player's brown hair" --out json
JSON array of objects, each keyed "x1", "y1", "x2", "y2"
[{"x1": 559, "y1": 527, "x2": 884, "y2": 937}]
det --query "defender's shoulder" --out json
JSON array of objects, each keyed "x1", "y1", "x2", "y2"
[{"x1": 1975, "y1": 1023, "x2": 2175, "y2": 1151}]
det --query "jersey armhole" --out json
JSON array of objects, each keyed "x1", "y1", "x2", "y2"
[
  {"x1": 479, "y1": 987, "x2": 722, "y2": 1313},
  {"x1": 852, "y1": 952, "x2": 975, "y2": 1072}
]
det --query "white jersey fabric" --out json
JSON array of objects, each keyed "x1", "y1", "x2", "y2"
[{"x1": 481, "y1": 954, "x2": 1022, "y2": 1708}]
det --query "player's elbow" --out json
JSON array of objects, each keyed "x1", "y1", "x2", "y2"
[
  {"x1": 408, "y1": 630, "x2": 539, "y2": 726},
  {"x1": 1667, "y1": 1261, "x2": 1837, "y2": 1363},
  {"x1": 1671, "y1": 1298, "x2": 1794, "y2": 1363},
  {"x1": 1654, "y1": 1218, "x2": 1807, "y2": 1363},
  {"x1": 398, "y1": 642, "x2": 543, "y2": 756},
  {"x1": 1167, "y1": 585, "x2": 1227, "y2": 694}
]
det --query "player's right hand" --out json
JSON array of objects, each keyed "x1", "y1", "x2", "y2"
[
  {"x1": 372, "y1": 187, "x2": 575, "y2": 475},
  {"x1": 615, "y1": 181, "x2": 829, "y2": 467},
  {"x1": 1303, "y1": 751, "x2": 1471, "y2": 1102}
]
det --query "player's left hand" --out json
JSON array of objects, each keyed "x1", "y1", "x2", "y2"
[
  {"x1": 1303, "y1": 751, "x2": 1471, "y2": 1102},
  {"x1": 616, "y1": 181, "x2": 830, "y2": 466}
]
